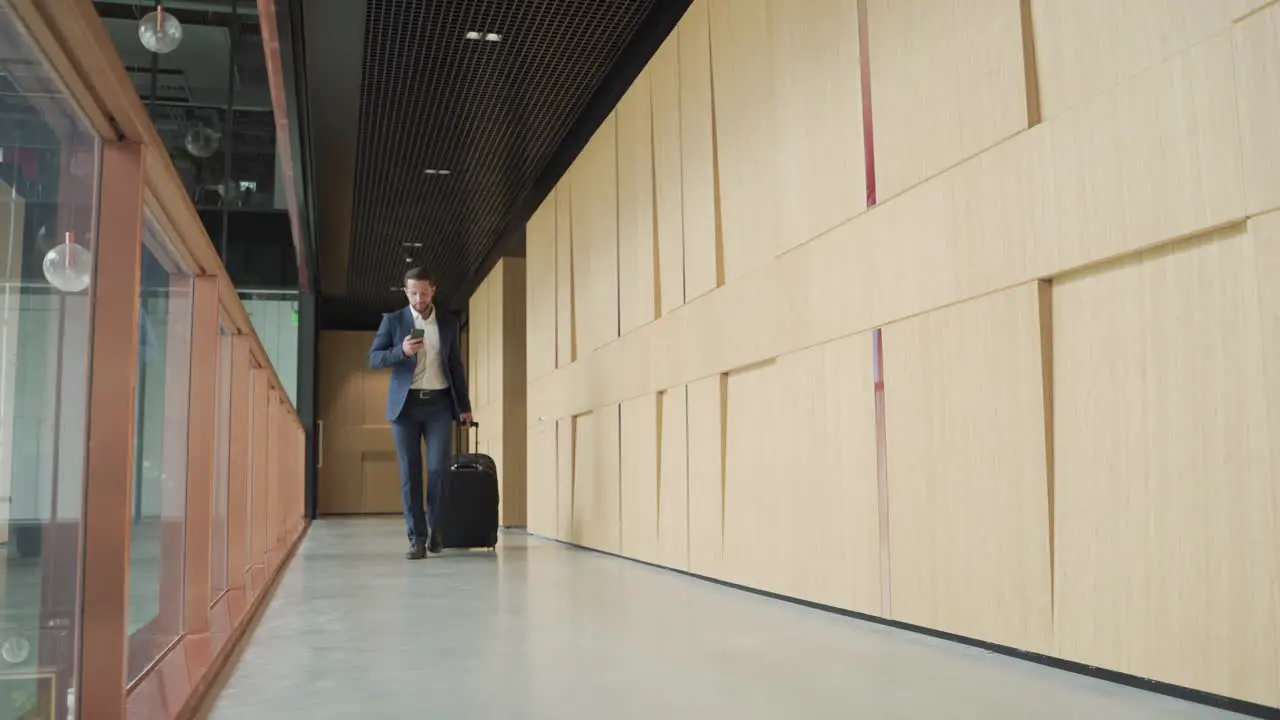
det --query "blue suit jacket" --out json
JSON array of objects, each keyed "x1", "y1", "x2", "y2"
[{"x1": 368, "y1": 307, "x2": 472, "y2": 422}]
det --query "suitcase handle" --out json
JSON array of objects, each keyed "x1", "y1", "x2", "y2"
[{"x1": 456, "y1": 420, "x2": 479, "y2": 453}]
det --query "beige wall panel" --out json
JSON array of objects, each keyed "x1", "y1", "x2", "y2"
[
  {"x1": 657, "y1": 385, "x2": 690, "y2": 571},
  {"x1": 721, "y1": 361, "x2": 775, "y2": 590},
  {"x1": 528, "y1": 10, "x2": 1248, "y2": 430},
  {"x1": 556, "y1": 416, "x2": 574, "y2": 541},
  {"x1": 882, "y1": 283, "x2": 1053, "y2": 653},
  {"x1": 527, "y1": 420, "x2": 557, "y2": 537},
  {"x1": 868, "y1": 0, "x2": 1029, "y2": 201},
  {"x1": 620, "y1": 394, "x2": 660, "y2": 563},
  {"x1": 1053, "y1": 225, "x2": 1280, "y2": 706},
  {"x1": 1234, "y1": 2, "x2": 1280, "y2": 215},
  {"x1": 709, "y1": 0, "x2": 777, "y2": 282},
  {"x1": 527, "y1": 192, "x2": 558, "y2": 380},
  {"x1": 678, "y1": 0, "x2": 722, "y2": 300},
  {"x1": 555, "y1": 179, "x2": 576, "y2": 367},
  {"x1": 571, "y1": 115, "x2": 620, "y2": 354},
  {"x1": 571, "y1": 406, "x2": 621, "y2": 553},
  {"x1": 1256, "y1": 212, "x2": 1280, "y2": 518},
  {"x1": 617, "y1": 70, "x2": 659, "y2": 336},
  {"x1": 782, "y1": 333, "x2": 880, "y2": 613},
  {"x1": 686, "y1": 374, "x2": 725, "y2": 578},
  {"x1": 769, "y1": 0, "x2": 866, "y2": 251},
  {"x1": 650, "y1": 33, "x2": 687, "y2": 316},
  {"x1": 1032, "y1": 0, "x2": 1262, "y2": 121}
]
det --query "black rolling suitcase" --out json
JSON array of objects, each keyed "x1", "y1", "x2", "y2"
[{"x1": 436, "y1": 421, "x2": 500, "y2": 550}]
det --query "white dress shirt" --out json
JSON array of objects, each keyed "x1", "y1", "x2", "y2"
[{"x1": 409, "y1": 306, "x2": 449, "y2": 390}]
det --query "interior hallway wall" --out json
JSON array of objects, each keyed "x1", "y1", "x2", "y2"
[
  {"x1": 468, "y1": 258, "x2": 528, "y2": 526},
  {"x1": 520, "y1": 0, "x2": 1280, "y2": 708}
]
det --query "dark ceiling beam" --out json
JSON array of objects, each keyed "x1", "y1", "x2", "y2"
[
  {"x1": 454, "y1": 0, "x2": 693, "y2": 310},
  {"x1": 275, "y1": 0, "x2": 320, "y2": 288}
]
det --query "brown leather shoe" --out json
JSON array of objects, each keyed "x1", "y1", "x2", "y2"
[
  {"x1": 427, "y1": 528, "x2": 443, "y2": 554},
  {"x1": 406, "y1": 541, "x2": 426, "y2": 560}
]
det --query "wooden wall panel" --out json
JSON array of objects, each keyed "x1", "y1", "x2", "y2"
[
  {"x1": 526, "y1": 419, "x2": 557, "y2": 538},
  {"x1": 678, "y1": 0, "x2": 722, "y2": 300},
  {"x1": 517, "y1": 0, "x2": 1280, "y2": 706},
  {"x1": 777, "y1": 333, "x2": 880, "y2": 614},
  {"x1": 469, "y1": 258, "x2": 528, "y2": 526},
  {"x1": 686, "y1": 374, "x2": 725, "y2": 578},
  {"x1": 721, "y1": 362, "x2": 775, "y2": 589},
  {"x1": 620, "y1": 394, "x2": 660, "y2": 563},
  {"x1": 556, "y1": 416, "x2": 574, "y2": 541},
  {"x1": 526, "y1": 193, "x2": 558, "y2": 380},
  {"x1": 570, "y1": 115, "x2": 620, "y2": 354},
  {"x1": 650, "y1": 34, "x2": 687, "y2": 316},
  {"x1": 1031, "y1": 0, "x2": 1258, "y2": 122},
  {"x1": 555, "y1": 183, "x2": 576, "y2": 367},
  {"x1": 618, "y1": 69, "x2": 658, "y2": 336},
  {"x1": 882, "y1": 284, "x2": 1053, "y2": 653},
  {"x1": 1233, "y1": 2, "x2": 1280, "y2": 216},
  {"x1": 868, "y1": 0, "x2": 1029, "y2": 201},
  {"x1": 317, "y1": 331, "x2": 401, "y2": 515},
  {"x1": 570, "y1": 406, "x2": 621, "y2": 553},
  {"x1": 1052, "y1": 225, "x2": 1280, "y2": 706},
  {"x1": 656, "y1": 386, "x2": 689, "y2": 571},
  {"x1": 770, "y1": 0, "x2": 866, "y2": 251},
  {"x1": 709, "y1": 0, "x2": 776, "y2": 282}
]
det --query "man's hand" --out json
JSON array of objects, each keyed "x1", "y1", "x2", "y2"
[
  {"x1": 460, "y1": 412, "x2": 474, "y2": 427},
  {"x1": 401, "y1": 334, "x2": 424, "y2": 356}
]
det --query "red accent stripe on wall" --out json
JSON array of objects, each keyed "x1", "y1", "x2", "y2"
[
  {"x1": 857, "y1": 0, "x2": 877, "y2": 207},
  {"x1": 872, "y1": 328, "x2": 891, "y2": 615}
]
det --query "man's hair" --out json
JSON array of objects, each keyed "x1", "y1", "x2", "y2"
[{"x1": 404, "y1": 266, "x2": 437, "y2": 287}]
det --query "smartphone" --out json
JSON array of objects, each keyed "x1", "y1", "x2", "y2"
[{"x1": 409, "y1": 328, "x2": 425, "y2": 341}]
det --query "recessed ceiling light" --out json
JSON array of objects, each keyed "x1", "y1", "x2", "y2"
[
  {"x1": 424, "y1": 168, "x2": 451, "y2": 175},
  {"x1": 404, "y1": 257, "x2": 413, "y2": 263},
  {"x1": 403, "y1": 242, "x2": 423, "y2": 248},
  {"x1": 464, "y1": 30, "x2": 502, "y2": 42},
  {"x1": 484, "y1": 32, "x2": 502, "y2": 42},
  {"x1": 464, "y1": 31, "x2": 482, "y2": 40}
]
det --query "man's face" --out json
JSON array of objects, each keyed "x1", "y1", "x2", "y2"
[{"x1": 405, "y1": 278, "x2": 435, "y2": 313}]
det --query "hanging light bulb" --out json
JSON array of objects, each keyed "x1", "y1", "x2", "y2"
[
  {"x1": 43, "y1": 232, "x2": 93, "y2": 293},
  {"x1": 139, "y1": 4, "x2": 183, "y2": 54},
  {"x1": 184, "y1": 125, "x2": 221, "y2": 158}
]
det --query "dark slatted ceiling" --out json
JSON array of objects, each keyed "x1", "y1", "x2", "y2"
[{"x1": 338, "y1": 0, "x2": 661, "y2": 323}]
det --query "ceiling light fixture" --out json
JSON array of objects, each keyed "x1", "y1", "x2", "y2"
[
  {"x1": 464, "y1": 31, "x2": 482, "y2": 40},
  {"x1": 464, "y1": 30, "x2": 502, "y2": 42},
  {"x1": 484, "y1": 32, "x2": 502, "y2": 42},
  {"x1": 403, "y1": 242, "x2": 423, "y2": 248},
  {"x1": 423, "y1": 168, "x2": 451, "y2": 176}
]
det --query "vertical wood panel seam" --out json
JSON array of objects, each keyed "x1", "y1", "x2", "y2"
[
  {"x1": 1037, "y1": 281, "x2": 1055, "y2": 615},
  {"x1": 673, "y1": 30, "x2": 688, "y2": 305},
  {"x1": 857, "y1": 0, "x2": 877, "y2": 207},
  {"x1": 1019, "y1": 0, "x2": 1043, "y2": 127},
  {"x1": 567, "y1": 186, "x2": 578, "y2": 363},
  {"x1": 707, "y1": 14, "x2": 726, "y2": 288},
  {"x1": 684, "y1": 384, "x2": 692, "y2": 570},
  {"x1": 656, "y1": 390, "x2": 665, "y2": 544},
  {"x1": 718, "y1": 373, "x2": 728, "y2": 555},
  {"x1": 650, "y1": 85, "x2": 663, "y2": 319},
  {"x1": 872, "y1": 328, "x2": 892, "y2": 616},
  {"x1": 615, "y1": 112, "x2": 623, "y2": 340}
]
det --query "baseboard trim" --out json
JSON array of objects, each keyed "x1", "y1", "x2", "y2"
[{"x1": 522, "y1": 531, "x2": 1280, "y2": 719}]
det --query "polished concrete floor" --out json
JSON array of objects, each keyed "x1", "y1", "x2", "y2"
[{"x1": 205, "y1": 517, "x2": 1248, "y2": 719}]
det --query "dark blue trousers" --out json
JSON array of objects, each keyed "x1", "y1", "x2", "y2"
[{"x1": 391, "y1": 390, "x2": 454, "y2": 544}]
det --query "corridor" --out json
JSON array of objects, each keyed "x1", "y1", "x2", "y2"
[{"x1": 202, "y1": 518, "x2": 1244, "y2": 719}]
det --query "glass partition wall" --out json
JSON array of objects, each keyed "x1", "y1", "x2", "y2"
[{"x1": 0, "y1": 2, "x2": 309, "y2": 718}]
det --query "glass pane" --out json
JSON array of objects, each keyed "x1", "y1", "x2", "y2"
[
  {"x1": 245, "y1": 366, "x2": 257, "y2": 575},
  {"x1": 240, "y1": 291, "x2": 298, "y2": 405},
  {"x1": 0, "y1": 3, "x2": 101, "y2": 717},
  {"x1": 127, "y1": 215, "x2": 193, "y2": 682},
  {"x1": 211, "y1": 324, "x2": 231, "y2": 600}
]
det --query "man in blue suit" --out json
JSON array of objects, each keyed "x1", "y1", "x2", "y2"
[{"x1": 368, "y1": 267, "x2": 473, "y2": 559}]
